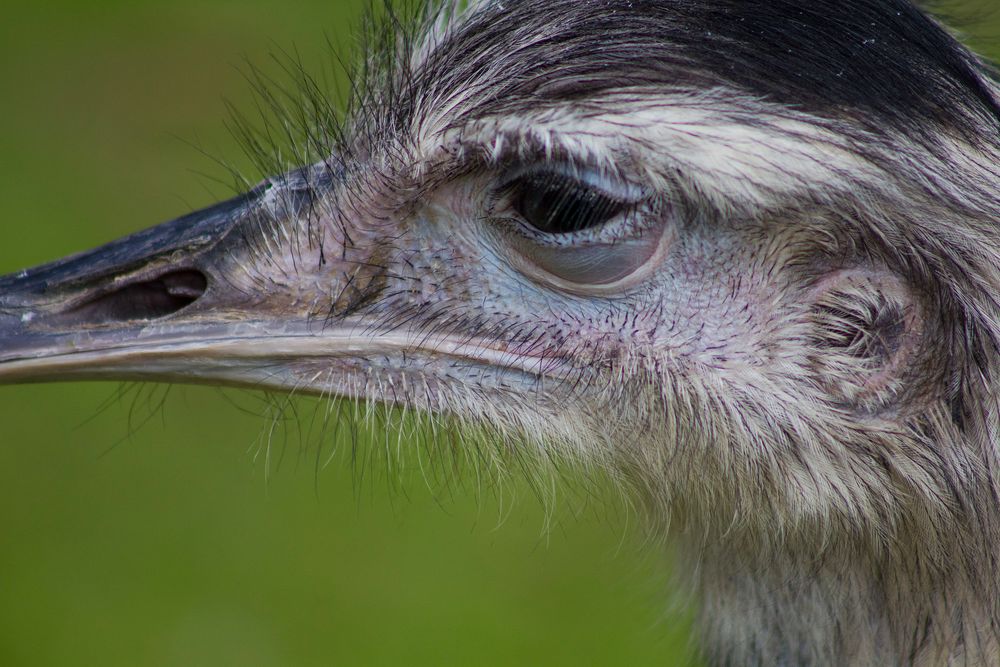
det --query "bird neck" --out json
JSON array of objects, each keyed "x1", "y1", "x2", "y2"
[{"x1": 683, "y1": 539, "x2": 999, "y2": 666}]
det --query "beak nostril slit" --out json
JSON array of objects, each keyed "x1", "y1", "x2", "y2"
[{"x1": 58, "y1": 269, "x2": 208, "y2": 326}]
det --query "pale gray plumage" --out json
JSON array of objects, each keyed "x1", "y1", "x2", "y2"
[{"x1": 2, "y1": 1, "x2": 1000, "y2": 664}]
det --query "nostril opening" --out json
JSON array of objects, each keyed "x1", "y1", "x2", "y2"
[{"x1": 60, "y1": 270, "x2": 208, "y2": 326}]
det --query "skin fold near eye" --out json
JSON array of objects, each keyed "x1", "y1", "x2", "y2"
[{"x1": 501, "y1": 219, "x2": 671, "y2": 293}]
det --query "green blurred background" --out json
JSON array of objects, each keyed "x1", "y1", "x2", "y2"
[{"x1": 0, "y1": 3, "x2": 996, "y2": 666}]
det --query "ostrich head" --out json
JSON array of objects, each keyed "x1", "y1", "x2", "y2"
[{"x1": 2, "y1": 0, "x2": 1000, "y2": 664}]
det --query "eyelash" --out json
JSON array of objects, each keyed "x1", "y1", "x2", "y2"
[{"x1": 507, "y1": 171, "x2": 627, "y2": 234}]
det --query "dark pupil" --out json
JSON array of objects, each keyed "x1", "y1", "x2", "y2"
[{"x1": 512, "y1": 173, "x2": 625, "y2": 234}]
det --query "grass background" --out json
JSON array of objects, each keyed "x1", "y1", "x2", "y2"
[{"x1": 0, "y1": 2, "x2": 996, "y2": 666}]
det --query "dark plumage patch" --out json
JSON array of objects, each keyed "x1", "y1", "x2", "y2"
[{"x1": 414, "y1": 0, "x2": 999, "y2": 138}]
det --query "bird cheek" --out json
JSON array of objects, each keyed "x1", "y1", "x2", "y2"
[{"x1": 805, "y1": 269, "x2": 925, "y2": 416}]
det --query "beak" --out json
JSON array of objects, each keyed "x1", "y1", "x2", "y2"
[
  {"x1": 0, "y1": 167, "x2": 383, "y2": 393},
  {"x1": 0, "y1": 162, "x2": 556, "y2": 400}
]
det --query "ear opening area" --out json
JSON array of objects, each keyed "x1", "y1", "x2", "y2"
[{"x1": 807, "y1": 269, "x2": 925, "y2": 415}]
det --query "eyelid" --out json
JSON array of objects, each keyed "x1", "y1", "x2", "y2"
[{"x1": 504, "y1": 222, "x2": 674, "y2": 295}]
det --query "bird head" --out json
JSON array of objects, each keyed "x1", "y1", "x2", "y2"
[{"x1": 2, "y1": 0, "x2": 1000, "y2": 559}]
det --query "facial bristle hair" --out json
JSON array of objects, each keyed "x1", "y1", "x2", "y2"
[{"x1": 205, "y1": 1, "x2": 1000, "y2": 665}]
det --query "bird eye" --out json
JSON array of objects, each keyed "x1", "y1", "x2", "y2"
[
  {"x1": 509, "y1": 171, "x2": 628, "y2": 235},
  {"x1": 493, "y1": 169, "x2": 669, "y2": 294}
]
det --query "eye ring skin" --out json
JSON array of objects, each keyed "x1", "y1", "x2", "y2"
[{"x1": 494, "y1": 212, "x2": 675, "y2": 296}]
